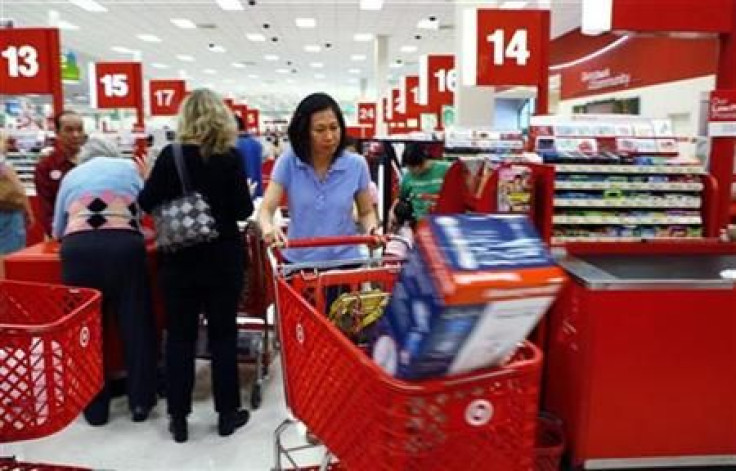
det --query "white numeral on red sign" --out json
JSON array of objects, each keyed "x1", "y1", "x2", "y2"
[
  {"x1": 487, "y1": 29, "x2": 530, "y2": 66},
  {"x1": 359, "y1": 107, "x2": 374, "y2": 120},
  {"x1": 1, "y1": 45, "x2": 40, "y2": 78},
  {"x1": 433, "y1": 68, "x2": 457, "y2": 93},
  {"x1": 154, "y1": 89, "x2": 174, "y2": 107},
  {"x1": 100, "y1": 74, "x2": 129, "y2": 97},
  {"x1": 410, "y1": 86, "x2": 420, "y2": 104}
]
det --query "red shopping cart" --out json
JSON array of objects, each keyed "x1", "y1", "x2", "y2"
[
  {"x1": 271, "y1": 236, "x2": 543, "y2": 471},
  {"x1": 1, "y1": 280, "x2": 102, "y2": 470}
]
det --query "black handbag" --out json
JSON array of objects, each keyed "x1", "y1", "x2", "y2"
[{"x1": 152, "y1": 143, "x2": 219, "y2": 252}]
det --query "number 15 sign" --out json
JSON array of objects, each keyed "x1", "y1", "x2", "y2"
[
  {"x1": 91, "y1": 62, "x2": 143, "y2": 110},
  {"x1": 462, "y1": 9, "x2": 549, "y2": 87}
]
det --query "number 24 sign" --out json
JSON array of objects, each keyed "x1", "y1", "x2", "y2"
[{"x1": 0, "y1": 28, "x2": 61, "y2": 95}]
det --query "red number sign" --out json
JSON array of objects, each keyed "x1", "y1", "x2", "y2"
[
  {"x1": 232, "y1": 104, "x2": 248, "y2": 120},
  {"x1": 246, "y1": 109, "x2": 260, "y2": 134},
  {"x1": 0, "y1": 28, "x2": 60, "y2": 95},
  {"x1": 382, "y1": 96, "x2": 390, "y2": 123},
  {"x1": 149, "y1": 79, "x2": 186, "y2": 116},
  {"x1": 390, "y1": 88, "x2": 405, "y2": 123},
  {"x1": 400, "y1": 76, "x2": 423, "y2": 118},
  {"x1": 419, "y1": 54, "x2": 455, "y2": 111},
  {"x1": 94, "y1": 62, "x2": 143, "y2": 109},
  {"x1": 474, "y1": 9, "x2": 548, "y2": 86},
  {"x1": 357, "y1": 102, "x2": 376, "y2": 127}
]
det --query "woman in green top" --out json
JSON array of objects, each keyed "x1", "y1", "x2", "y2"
[{"x1": 394, "y1": 143, "x2": 450, "y2": 223}]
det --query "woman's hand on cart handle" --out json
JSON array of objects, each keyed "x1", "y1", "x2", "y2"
[
  {"x1": 263, "y1": 225, "x2": 287, "y2": 248},
  {"x1": 281, "y1": 234, "x2": 389, "y2": 249}
]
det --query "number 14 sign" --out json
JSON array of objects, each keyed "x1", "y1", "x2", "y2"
[{"x1": 464, "y1": 9, "x2": 549, "y2": 87}]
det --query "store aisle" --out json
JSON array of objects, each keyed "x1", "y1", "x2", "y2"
[{"x1": 2, "y1": 357, "x2": 326, "y2": 470}]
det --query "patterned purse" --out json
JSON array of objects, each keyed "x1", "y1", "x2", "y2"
[{"x1": 152, "y1": 143, "x2": 219, "y2": 253}]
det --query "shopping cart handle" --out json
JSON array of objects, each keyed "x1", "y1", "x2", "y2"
[{"x1": 281, "y1": 235, "x2": 387, "y2": 249}]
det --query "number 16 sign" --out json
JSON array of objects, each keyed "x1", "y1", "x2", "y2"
[{"x1": 463, "y1": 9, "x2": 549, "y2": 87}]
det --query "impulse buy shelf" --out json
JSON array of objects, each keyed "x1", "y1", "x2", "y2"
[
  {"x1": 6, "y1": 151, "x2": 41, "y2": 194},
  {"x1": 530, "y1": 115, "x2": 714, "y2": 244}
]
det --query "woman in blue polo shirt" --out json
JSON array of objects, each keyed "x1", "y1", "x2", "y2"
[{"x1": 258, "y1": 92, "x2": 378, "y2": 262}]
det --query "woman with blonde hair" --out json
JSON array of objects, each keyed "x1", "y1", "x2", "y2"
[{"x1": 139, "y1": 89, "x2": 253, "y2": 443}]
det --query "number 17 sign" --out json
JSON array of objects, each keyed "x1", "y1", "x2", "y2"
[
  {"x1": 463, "y1": 9, "x2": 549, "y2": 87},
  {"x1": 149, "y1": 79, "x2": 186, "y2": 116}
]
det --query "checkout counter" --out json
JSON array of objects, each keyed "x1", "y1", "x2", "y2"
[{"x1": 544, "y1": 254, "x2": 736, "y2": 469}]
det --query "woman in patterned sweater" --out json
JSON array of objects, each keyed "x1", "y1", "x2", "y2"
[{"x1": 53, "y1": 137, "x2": 157, "y2": 426}]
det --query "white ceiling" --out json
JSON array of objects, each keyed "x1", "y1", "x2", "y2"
[{"x1": 1, "y1": 0, "x2": 582, "y2": 116}]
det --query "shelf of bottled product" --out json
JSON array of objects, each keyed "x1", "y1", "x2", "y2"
[
  {"x1": 554, "y1": 196, "x2": 702, "y2": 209},
  {"x1": 552, "y1": 164, "x2": 705, "y2": 175}
]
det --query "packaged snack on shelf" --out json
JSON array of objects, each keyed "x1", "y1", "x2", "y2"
[{"x1": 372, "y1": 214, "x2": 566, "y2": 380}]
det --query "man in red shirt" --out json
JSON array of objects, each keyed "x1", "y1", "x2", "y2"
[{"x1": 34, "y1": 110, "x2": 85, "y2": 237}]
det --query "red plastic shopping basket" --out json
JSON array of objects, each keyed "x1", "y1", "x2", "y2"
[
  {"x1": 275, "y1": 242, "x2": 542, "y2": 471},
  {"x1": 0, "y1": 457, "x2": 91, "y2": 470},
  {"x1": 0, "y1": 281, "x2": 102, "y2": 443}
]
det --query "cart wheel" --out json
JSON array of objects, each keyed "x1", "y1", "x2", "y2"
[
  {"x1": 261, "y1": 362, "x2": 269, "y2": 378},
  {"x1": 251, "y1": 384, "x2": 262, "y2": 409}
]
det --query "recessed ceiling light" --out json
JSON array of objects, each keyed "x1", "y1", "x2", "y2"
[
  {"x1": 359, "y1": 0, "x2": 384, "y2": 11},
  {"x1": 209, "y1": 44, "x2": 227, "y2": 53},
  {"x1": 501, "y1": 1, "x2": 528, "y2": 8},
  {"x1": 264, "y1": 54, "x2": 279, "y2": 61},
  {"x1": 203, "y1": 69, "x2": 217, "y2": 74},
  {"x1": 276, "y1": 68, "x2": 289, "y2": 74},
  {"x1": 310, "y1": 62, "x2": 324, "y2": 68},
  {"x1": 417, "y1": 18, "x2": 439, "y2": 30},
  {"x1": 67, "y1": 0, "x2": 107, "y2": 13},
  {"x1": 353, "y1": 33, "x2": 374, "y2": 42},
  {"x1": 246, "y1": 33, "x2": 266, "y2": 42},
  {"x1": 151, "y1": 63, "x2": 170, "y2": 69},
  {"x1": 295, "y1": 17, "x2": 316, "y2": 28},
  {"x1": 304, "y1": 45, "x2": 321, "y2": 53},
  {"x1": 351, "y1": 54, "x2": 367, "y2": 61},
  {"x1": 216, "y1": 0, "x2": 244, "y2": 11},
  {"x1": 314, "y1": 73, "x2": 326, "y2": 79},
  {"x1": 248, "y1": 74, "x2": 259, "y2": 79},
  {"x1": 111, "y1": 46, "x2": 133, "y2": 53},
  {"x1": 170, "y1": 18, "x2": 196, "y2": 29},
  {"x1": 177, "y1": 54, "x2": 195, "y2": 62},
  {"x1": 137, "y1": 34, "x2": 162, "y2": 43},
  {"x1": 232, "y1": 62, "x2": 247, "y2": 68},
  {"x1": 400, "y1": 45, "x2": 418, "y2": 53},
  {"x1": 57, "y1": 20, "x2": 79, "y2": 30},
  {"x1": 348, "y1": 68, "x2": 361, "y2": 74}
]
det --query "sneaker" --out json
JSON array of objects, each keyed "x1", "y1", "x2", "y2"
[
  {"x1": 217, "y1": 409, "x2": 250, "y2": 437},
  {"x1": 169, "y1": 416, "x2": 188, "y2": 443}
]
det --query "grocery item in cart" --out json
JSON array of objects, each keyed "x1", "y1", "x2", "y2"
[{"x1": 373, "y1": 214, "x2": 565, "y2": 379}]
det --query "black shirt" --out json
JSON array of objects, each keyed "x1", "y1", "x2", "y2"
[{"x1": 138, "y1": 143, "x2": 253, "y2": 242}]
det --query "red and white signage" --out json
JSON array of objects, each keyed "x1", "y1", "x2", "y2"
[
  {"x1": 382, "y1": 96, "x2": 390, "y2": 123},
  {"x1": 419, "y1": 54, "x2": 455, "y2": 111},
  {"x1": 399, "y1": 76, "x2": 424, "y2": 118},
  {"x1": 0, "y1": 28, "x2": 61, "y2": 96},
  {"x1": 245, "y1": 109, "x2": 260, "y2": 134},
  {"x1": 463, "y1": 9, "x2": 548, "y2": 87},
  {"x1": 232, "y1": 104, "x2": 248, "y2": 120},
  {"x1": 357, "y1": 102, "x2": 377, "y2": 127},
  {"x1": 390, "y1": 88, "x2": 405, "y2": 123},
  {"x1": 708, "y1": 90, "x2": 736, "y2": 137},
  {"x1": 149, "y1": 79, "x2": 186, "y2": 116},
  {"x1": 92, "y1": 62, "x2": 143, "y2": 109}
]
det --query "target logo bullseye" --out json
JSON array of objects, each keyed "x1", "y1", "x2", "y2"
[
  {"x1": 79, "y1": 326, "x2": 90, "y2": 347},
  {"x1": 465, "y1": 399, "x2": 494, "y2": 426},
  {"x1": 296, "y1": 324, "x2": 305, "y2": 345}
]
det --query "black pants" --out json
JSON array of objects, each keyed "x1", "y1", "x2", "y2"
[
  {"x1": 159, "y1": 238, "x2": 244, "y2": 417},
  {"x1": 61, "y1": 230, "x2": 158, "y2": 423}
]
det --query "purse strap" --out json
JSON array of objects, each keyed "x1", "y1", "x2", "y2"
[{"x1": 171, "y1": 143, "x2": 192, "y2": 195}]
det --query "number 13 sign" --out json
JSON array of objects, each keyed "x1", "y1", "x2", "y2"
[
  {"x1": 0, "y1": 28, "x2": 61, "y2": 95},
  {"x1": 464, "y1": 9, "x2": 549, "y2": 87}
]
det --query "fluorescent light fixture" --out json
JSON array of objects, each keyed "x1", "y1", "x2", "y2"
[
  {"x1": 314, "y1": 73, "x2": 326, "y2": 79},
  {"x1": 248, "y1": 74, "x2": 259, "y2": 79},
  {"x1": 170, "y1": 18, "x2": 196, "y2": 29},
  {"x1": 276, "y1": 68, "x2": 289, "y2": 74},
  {"x1": 353, "y1": 33, "x2": 374, "y2": 42},
  {"x1": 151, "y1": 63, "x2": 170, "y2": 69},
  {"x1": 582, "y1": 0, "x2": 612, "y2": 35},
  {"x1": 111, "y1": 46, "x2": 133, "y2": 53},
  {"x1": 137, "y1": 34, "x2": 162, "y2": 43},
  {"x1": 501, "y1": 1, "x2": 528, "y2": 8},
  {"x1": 177, "y1": 54, "x2": 195, "y2": 62},
  {"x1": 351, "y1": 54, "x2": 367, "y2": 61},
  {"x1": 347, "y1": 78, "x2": 359, "y2": 84},
  {"x1": 360, "y1": 0, "x2": 384, "y2": 11},
  {"x1": 223, "y1": 78, "x2": 235, "y2": 84},
  {"x1": 216, "y1": 0, "x2": 244, "y2": 11},
  {"x1": 295, "y1": 17, "x2": 316, "y2": 28},
  {"x1": 416, "y1": 19, "x2": 439, "y2": 30},
  {"x1": 264, "y1": 54, "x2": 279, "y2": 61},
  {"x1": 246, "y1": 33, "x2": 266, "y2": 42},
  {"x1": 286, "y1": 78, "x2": 296, "y2": 84},
  {"x1": 209, "y1": 44, "x2": 226, "y2": 53},
  {"x1": 232, "y1": 62, "x2": 247, "y2": 68},
  {"x1": 400, "y1": 45, "x2": 417, "y2": 53},
  {"x1": 68, "y1": 0, "x2": 107, "y2": 12},
  {"x1": 304, "y1": 44, "x2": 321, "y2": 53},
  {"x1": 57, "y1": 20, "x2": 79, "y2": 30},
  {"x1": 310, "y1": 62, "x2": 324, "y2": 68},
  {"x1": 203, "y1": 69, "x2": 217, "y2": 74},
  {"x1": 348, "y1": 68, "x2": 361, "y2": 74},
  {"x1": 389, "y1": 61, "x2": 403, "y2": 69}
]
